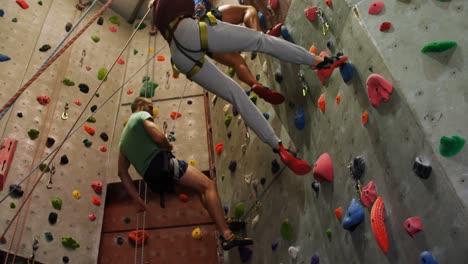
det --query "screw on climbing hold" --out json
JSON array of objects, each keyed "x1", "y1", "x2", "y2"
[
  {"x1": 298, "y1": 70, "x2": 309, "y2": 96},
  {"x1": 316, "y1": 8, "x2": 330, "y2": 35},
  {"x1": 61, "y1": 103, "x2": 69, "y2": 120}
]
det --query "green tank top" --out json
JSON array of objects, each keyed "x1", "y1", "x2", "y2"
[{"x1": 119, "y1": 111, "x2": 161, "y2": 176}]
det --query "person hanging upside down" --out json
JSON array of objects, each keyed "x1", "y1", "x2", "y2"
[
  {"x1": 193, "y1": 0, "x2": 286, "y2": 104},
  {"x1": 148, "y1": 0, "x2": 347, "y2": 175},
  {"x1": 118, "y1": 97, "x2": 253, "y2": 250}
]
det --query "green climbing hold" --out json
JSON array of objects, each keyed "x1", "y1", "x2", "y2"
[
  {"x1": 142, "y1": 76, "x2": 151, "y2": 83},
  {"x1": 133, "y1": 49, "x2": 139, "y2": 55},
  {"x1": 87, "y1": 116, "x2": 96, "y2": 123},
  {"x1": 62, "y1": 236, "x2": 80, "y2": 249},
  {"x1": 97, "y1": 16, "x2": 104, "y2": 26},
  {"x1": 52, "y1": 197, "x2": 62, "y2": 210},
  {"x1": 224, "y1": 115, "x2": 232, "y2": 127},
  {"x1": 83, "y1": 139, "x2": 93, "y2": 148},
  {"x1": 65, "y1": 22, "x2": 72, "y2": 32},
  {"x1": 97, "y1": 67, "x2": 107, "y2": 80},
  {"x1": 221, "y1": 175, "x2": 225, "y2": 181},
  {"x1": 234, "y1": 202, "x2": 245, "y2": 219},
  {"x1": 45, "y1": 232, "x2": 54, "y2": 242},
  {"x1": 12, "y1": 18, "x2": 18, "y2": 23},
  {"x1": 38, "y1": 1, "x2": 43, "y2": 5},
  {"x1": 124, "y1": 216, "x2": 131, "y2": 224},
  {"x1": 326, "y1": 228, "x2": 332, "y2": 238},
  {"x1": 28, "y1": 129, "x2": 40, "y2": 140},
  {"x1": 280, "y1": 219, "x2": 293, "y2": 241},
  {"x1": 39, "y1": 163, "x2": 51, "y2": 172},
  {"x1": 249, "y1": 93, "x2": 258, "y2": 105},
  {"x1": 63, "y1": 78, "x2": 75, "y2": 86},
  {"x1": 91, "y1": 35, "x2": 100, "y2": 43},
  {"x1": 134, "y1": 22, "x2": 147, "y2": 30},
  {"x1": 421, "y1": 41, "x2": 457, "y2": 53},
  {"x1": 439, "y1": 135, "x2": 465, "y2": 157},
  {"x1": 109, "y1": 16, "x2": 120, "y2": 25},
  {"x1": 140, "y1": 80, "x2": 158, "y2": 98},
  {"x1": 10, "y1": 202, "x2": 15, "y2": 209},
  {"x1": 95, "y1": 93, "x2": 100, "y2": 97},
  {"x1": 227, "y1": 67, "x2": 235, "y2": 77}
]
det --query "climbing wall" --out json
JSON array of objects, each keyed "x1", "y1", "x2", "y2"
[{"x1": 211, "y1": 0, "x2": 468, "y2": 263}]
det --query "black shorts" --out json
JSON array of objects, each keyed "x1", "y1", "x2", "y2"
[{"x1": 143, "y1": 152, "x2": 188, "y2": 192}]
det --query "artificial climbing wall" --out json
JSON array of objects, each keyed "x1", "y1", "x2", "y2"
[
  {"x1": 0, "y1": 0, "x2": 209, "y2": 263},
  {"x1": 212, "y1": 0, "x2": 468, "y2": 263}
]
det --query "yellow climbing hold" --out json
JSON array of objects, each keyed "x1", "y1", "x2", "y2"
[
  {"x1": 192, "y1": 227, "x2": 202, "y2": 240},
  {"x1": 152, "y1": 108, "x2": 159, "y2": 118},
  {"x1": 148, "y1": 47, "x2": 154, "y2": 53},
  {"x1": 189, "y1": 160, "x2": 196, "y2": 166},
  {"x1": 72, "y1": 190, "x2": 81, "y2": 199}
]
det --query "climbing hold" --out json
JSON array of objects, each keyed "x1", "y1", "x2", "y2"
[
  {"x1": 134, "y1": 22, "x2": 147, "y2": 30},
  {"x1": 326, "y1": 39, "x2": 334, "y2": 50},
  {"x1": 39, "y1": 44, "x2": 51, "y2": 52},
  {"x1": 17, "y1": 112, "x2": 23, "y2": 118},
  {"x1": 117, "y1": 57, "x2": 125, "y2": 64},
  {"x1": 122, "y1": 216, "x2": 131, "y2": 224},
  {"x1": 36, "y1": 95, "x2": 50, "y2": 106},
  {"x1": 109, "y1": 16, "x2": 120, "y2": 25},
  {"x1": 72, "y1": 190, "x2": 81, "y2": 199},
  {"x1": 100, "y1": 132, "x2": 109, "y2": 142},
  {"x1": 10, "y1": 202, "x2": 16, "y2": 209},
  {"x1": 83, "y1": 139, "x2": 92, "y2": 148},
  {"x1": 281, "y1": 219, "x2": 293, "y2": 241},
  {"x1": 88, "y1": 214, "x2": 96, "y2": 221},
  {"x1": 404, "y1": 216, "x2": 423, "y2": 238},
  {"x1": 91, "y1": 105, "x2": 97, "y2": 113},
  {"x1": 349, "y1": 156, "x2": 365, "y2": 180},
  {"x1": 269, "y1": 0, "x2": 278, "y2": 9},
  {"x1": 371, "y1": 196, "x2": 388, "y2": 254},
  {"x1": 311, "y1": 255, "x2": 320, "y2": 264},
  {"x1": 84, "y1": 125, "x2": 95, "y2": 135},
  {"x1": 62, "y1": 256, "x2": 70, "y2": 263},
  {"x1": 91, "y1": 181, "x2": 103, "y2": 194},
  {"x1": 313, "y1": 153, "x2": 333, "y2": 182},
  {"x1": 234, "y1": 202, "x2": 245, "y2": 218},
  {"x1": 148, "y1": 47, "x2": 154, "y2": 53},
  {"x1": 9, "y1": 184, "x2": 24, "y2": 198},
  {"x1": 179, "y1": 194, "x2": 189, "y2": 202},
  {"x1": 295, "y1": 106, "x2": 305, "y2": 130},
  {"x1": 280, "y1": 25, "x2": 293, "y2": 43},
  {"x1": 87, "y1": 116, "x2": 96, "y2": 123},
  {"x1": 116, "y1": 236, "x2": 124, "y2": 245},
  {"x1": 309, "y1": 45, "x2": 317, "y2": 55},
  {"x1": 91, "y1": 35, "x2": 100, "y2": 43},
  {"x1": 238, "y1": 246, "x2": 253, "y2": 262},
  {"x1": 65, "y1": 22, "x2": 72, "y2": 32},
  {"x1": 420, "y1": 251, "x2": 438, "y2": 264},
  {"x1": 63, "y1": 78, "x2": 75, "y2": 86},
  {"x1": 339, "y1": 62, "x2": 354, "y2": 83},
  {"x1": 271, "y1": 159, "x2": 280, "y2": 174},
  {"x1": 108, "y1": 26, "x2": 117, "y2": 32},
  {"x1": 0, "y1": 54, "x2": 11, "y2": 62},
  {"x1": 190, "y1": 227, "x2": 202, "y2": 240},
  {"x1": 48, "y1": 212, "x2": 58, "y2": 225},
  {"x1": 250, "y1": 214, "x2": 259, "y2": 228},
  {"x1": 380, "y1": 22, "x2": 392, "y2": 32},
  {"x1": 368, "y1": 0, "x2": 384, "y2": 15},
  {"x1": 52, "y1": 197, "x2": 62, "y2": 210},
  {"x1": 367, "y1": 74, "x2": 393, "y2": 108},
  {"x1": 335, "y1": 207, "x2": 342, "y2": 220},
  {"x1": 413, "y1": 156, "x2": 432, "y2": 179},
  {"x1": 12, "y1": 18, "x2": 18, "y2": 23},
  {"x1": 16, "y1": 0, "x2": 30, "y2": 10},
  {"x1": 39, "y1": 163, "x2": 51, "y2": 172},
  {"x1": 37, "y1": 1, "x2": 42, "y2": 5},
  {"x1": 224, "y1": 115, "x2": 232, "y2": 127},
  {"x1": 157, "y1": 55, "x2": 165, "y2": 62},
  {"x1": 439, "y1": 135, "x2": 465, "y2": 157},
  {"x1": 258, "y1": 11, "x2": 266, "y2": 31},
  {"x1": 133, "y1": 49, "x2": 139, "y2": 55},
  {"x1": 263, "y1": 112, "x2": 270, "y2": 120},
  {"x1": 318, "y1": 94, "x2": 326, "y2": 113},
  {"x1": 227, "y1": 131, "x2": 232, "y2": 139},
  {"x1": 274, "y1": 71, "x2": 283, "y2": 83},
  {"x1": 361, "y1": 181, "x2": 377, "y2": 208},
  {"x1": 140, "y1": 80, "x2": 158, "y2": 97},
  {"x1": 44, "y1": 232, "x2": 53, "y2": 242},
  {"x1": 92, "y1": 195, "x2": 101, "y2": 206},
  {"x1": 79, "y1": 83, "x2": 89, "y2": 93},
  {"x1": 326, "y1": 0, "x2": 332, "y2": 7},
  {"x1": 45, "y1": 137, "x2": 55, "y2": 149},
  {"x1": 335, "y1": 94, "x2": 341, "y2": 104},
  {"x1": 311, "y1": 181, "x2": 320, "y2": 194},
  {"x1": 215, "y1": 143, "x2": 224, "y2": 155},
  {"x1": 304, "y1": 6, "x2": 318, "y2": 22},
  {"x1": 271, "y1": 241, "x2": 279, "y2": 251},
  {"x1": 227, "y1": 67, "x2": 235, "y2": 77},
  {"x1": 126, "y1": 89, "x2": 133, "y2": 95},
  {"x1": 60, "y1": 155, "x2": 69, "y2": 165},
  {"x1": 421, "y1": 41, "x2": 457, "y2": 53},
  {"x1": 97, "y1": 68, "x2": 108, "y2": 80},
  {"x1": 0, "y1": 10, "x2": 4, "y2": 17},
  {"x1": 288, "y1": 246, "x2": 300, "y2": 259},
  {"x1": 170, "y1": 111, "x2": 182, "y2": 120},
  {"x1": 62, "y1": 236, "x2": 80, "y2": 249},
  {"x1": 228, "y1": 160, "x2": 237, "y2": 172},
  {"x1": 97, "y1": 16, "x2": 104, "y2": 25},
  {"x1": 361, "y1": 111, "x2": 369, "y2": 126},
  {"x1": 28, "y1": 129, "x2": 40, "y2": 140},
  {"x1": 85, "y1": 66, "x2": 91, "y2": 71},
  {"x1": 326, "y1": 228, "x2": 332, "y2": 238},
  {"x1": 342, "y1": 198, "x2": 365, "y2": 231}
]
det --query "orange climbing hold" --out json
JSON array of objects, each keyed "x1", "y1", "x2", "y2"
[
  {"x1": 117, "y1": 58, "x2": 125, "y2": 65},
  {"x1": 215, "y1": 143, "x2": 224, "y2": 155},
  {"x1": 170, "y1": 111, "x2": 182, "y2": 120},
  {"x1": 326, "y1": 0, "x2": 332, "y2": 7},
  {"x1": 91, "y1": 195, "x2": 101, "y2": 206},
  {"x1": 128, "y1": 230, "x2": 149, "y2": 246},
  {"x1": 371, "y1": 196, "x2": 388, "y2": 254},
  {"x1": 84, "y1": 125, "x2": 95, "y2": 135},
  {"x1": 309, "y1": 45, "x2": 317, "y2": 54},
  {"x1": 335, "y1": 207, "x2": 342, "y2": 220},
  {"x1": 361, "y1": 111, "x2": 369, "y2": 126},
  {"x1": 179, "y1": 194, "x2": 189, "y2": 202},
  {"x1": 335, "y1": 94, "x2": 341, "y2": 105},
  {"x1": 16, "y1": 0, "x2": 29, "y2": 9},
  {"x1": 318, "y1": 94, "x2": 326, "y2": 113},
  {"x1": 157, "y1": 55, "x2": 165, "y2": 62}
]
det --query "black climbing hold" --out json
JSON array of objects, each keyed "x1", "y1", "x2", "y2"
[
  {"x1": 90, "y1": 105, "x2": 97, "y2": 113},
  {"x1": 62, "y1": 256, "x2": 69, "y2": 263},
  {"x1": 260, "y1": 177, "x2": 266, "y2": 185},
  {"x1": 60, "y1": 155, "x2": 69, "y2": 165},
  {"x1": 44, "y1": 232, "x2": 53, "y2": 241},
  {"x1": 48, "y1": 212, "x2": 58, "y2": 225},
  {"x1": 271, "y1": 241, "x2": 279, "y2": 251},
  {"x1": 46, "y1": 137, "x2": 55, "y2": 148},
  {"x1": 39, "y1": 163, "x2": 51, "y2": 172},
  {"x1": 368, "y1": 66, "x2": 373, "y2": 73},
  {"x1": 288, "y1": 102, "x2": 295, "y2": 109},
  {"x1": 116, "y1": 236, "x2": 124, "y2": 245},
  {"x1": 251, "y1": 52, "x2": 257, "y2": 60},
  {"x1": 97, "y1": 16, "x2": 104, "y2": 26},
  {"x1": 413, "y1": 156, "x2": 432, "y2": 179},
  {"x1": 311, "y1": 181, "x2": 320, "y2": 194},
  {"x1": 326, "y1": 39, "x2": 334, "y2": 50},
  {"x1": 227, "y1": 131, "x2": 232, "y2": 139},
  {"x1": 274, "y1": 72, "x2": 283, "y2": 83},
  {"x1": 39, "y1": 44, "x2": 51, "y2": 52},
  {"x1": 9, "y1": 184, "x2": 24, "y2": 198},
  {"x1": 0, "y1": 10, "x2": 4, "y2": 17},
  {"x1": 17, "y1": 112, "x2": 23, "y2": 118},
  {"x1": 79, "y1": 83, "x2": 89, "y2": 93},
  {"x1": 255, "y1": 74, "x2": 260, "y2": 81},
  {"x1": 100, "y1": 132, "x2": 109, "y2": 142},
  {"x1": 65, "y1": 22, "x2": 72, "y2": 32},
  {"x1": 38, "y1": 1, "x2": 43, "y2": 6},
  {"x1": 83, "y1": 139, "x2": 92, "y2": 148},
  {"x1": 12, "y1": 18, "x2": 18, "y2": 23},
  {"x1": 228, "y1": 160, "x2": 237, "y2": 172},
  {"x1": 187, "y1": 100, "x2": 192, "y2": 105},
  {"x1": 271, "y1": 159, "x2": 280, "y2": 174},
  {"x1": 349, "y1": 156, "x2": 365, "y2": 181}
]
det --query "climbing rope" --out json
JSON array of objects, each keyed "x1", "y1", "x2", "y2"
[{"x1": 133, "y1": 180, "x2": 141, "y2": 264}]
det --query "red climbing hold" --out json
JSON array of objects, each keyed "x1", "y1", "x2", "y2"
[
  {"x1": 92, "y1": 195, "x2": 101, "y2": 206},
  {"x1": 215, "y1": 143, "x2": 224, "y2": 155},
  {"x1": 335, "y1": 94, "x2": 341, "y2": 105},
  {"x1": 366, "y1": 74, "x2": 393, "y2": 108},
  {"x1": 16, "y1": 0, "x2": 29, "y2": 10},
  {"x1": 157, "y1": 55, "x2": 165, "y2": 62},
  {"x1": 88, "y1": 214, "x2": 96, "y2": 221},
  {"x1": 368, "y1": 0, "x2": 384, "y2": 15},
  {"x1": 304, "y1": 6, "x2": 318, "y2": 22},
  {"x1": 361, "y1": 111, "x2": 369, "y2": 126},
  {"x1": 36, "y1": 95, "x2": 50, "y2": 106},
  {"x1": 117, "y1": 58, "x2": 125, "y2": 65},
  {"x1": 108, "y1": 26, "x2": 117, "y2": 33},
  {"x1": 128, "y1": 230, "x2": 149, "y2": 246},
  {"x1": 269, "y1": 0, "x2": 278, "y2": 10},
  {"x1": 170, "y1": 111, "x2": 182, "y2": 120},
  {"x1": 126, "y1": 89, "x2": 133, "y2": 95},
  {"x1": 91, "y1": 181, "x2": 103, "y2": 194},
  {"x1": 371, "y1": 196, "x2": 388, "y2": 254},
  {"x1": 313, "y1": 153, "x2": 333, "y2": 182},
  {"x1": 74, "y1": 100, "x2": 82, "y2": 106},
  {"x1": 99, "y1": 146, "x2": 107, "y2": 152},
  {"x1": 267, "y1": 23, "x2": 283, "y2": 37},
  {"x1": 179, "y1": 194, "x2": 189, "y2": 202},
  {"x1": 84, "y1": 125, "x2": 96, "y2": 136},
  {"x1": 404, "y1": 216, "x2": 423, "y2": 238},
  {"x1": 318, "y1": 94, "x2": 326, "y2": 113},
  {"x1": 361, "y1": 181, "x2": 377, "y2": 208},
  {"x1": 326, "y1": 0, "x2": 332, "y2": 7},
  {"x1": 85, "y1": 66, "x2": 91, "y2": 71},
  {"x1": 335, "y1": 207, "x2": 342, "y2": 220},
  {"x1": 380, "y1": 22, "x2": 391, "y2": 32}
]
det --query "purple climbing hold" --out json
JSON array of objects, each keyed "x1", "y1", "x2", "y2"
[
  {"x1": 238, "y1": 246, "x2": 253, "y2": 262},
  {"x1": 342, "y1": 198, "x2": 365, "y2": 231},
  {"x1": 311, "y1": 255, "x2": 320, "y2": 264},
  {"x1": 229, "y1": 160, "x2": 237, "y2": 172},
  {"x1": 271, "y1": 241, "x2": 279, "y2": 251},
  {"x1": 0, "y1": 54, "x2": 11, "y2": 62},
  {"x1": 223, "y1": 205, "x2": 229, "y2": 215}
]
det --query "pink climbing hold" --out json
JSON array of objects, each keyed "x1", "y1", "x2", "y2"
[
  {"x1": 88, "y1": 214, "x2": 96, "y2": 221},
  {"x1": 404, "y1": 216, "x2": 423, "y2": 238},
  {"x1": 126, "y1": 89, "x2": 133, "y2": 95},
  {"x1": 304, "y1": 6, "x2": 318, "y2": 22},
  {"x1": 313, "y1": 153, "x2": 333, "y2": 182},
  {"x1": 366, "y1": 74, "x2": 393, "y2": 108},
  {"x1": 368, "y1": 0, "x2": 384, "y2": 15},
  {"x1": 36, "y1": 95, "x2": 50, "y2": 106},
  {"x1": 380, "y1": 22, "x2": 391, "y2": 32},
  {"x1": 99, "y1": 146, "x2": 107, "y2": 152},
  {"x1": 74, "y1": 100, "x2": 82, "y2": 106},
  {"x1": 361, "y1": 181, "x2": 377, "y2": 208},
  {"x1": 91, "y1": 181, "x2": 103, "y2": 194},
  {"x1": 16, "y1": 0, "x2": 29, "y2": 9},
  {"x1": 109, "y1": 26, "x2": 117, "y2": 33},
  {"x1": 117, "y1": 58, "x2": 125, "y2": 65},
  {"x1": 269, "y1": 0, "x2": 278, "y2": 10},
  {"x1": 85, "y1": 66, "x2": 92, "y2": 71}
]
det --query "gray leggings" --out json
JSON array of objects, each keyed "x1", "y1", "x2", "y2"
[{"x1": 170, "y1": 18, "x2": 316, "y2": 148}]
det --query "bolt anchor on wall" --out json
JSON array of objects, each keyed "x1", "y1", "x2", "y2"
[
  {"x1": 298, "y1": 70, "x2": 309, "y2": 97},
  {"x1": 61, "y1": 103, "x2": 69, "y2": 120}
]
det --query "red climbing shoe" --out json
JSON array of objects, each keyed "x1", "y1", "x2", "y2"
[
  {"x1": 314, "y1": 55, "x2": 348, "y2": 85},
  {"x1": 267, "y1": 23, "x2": 283, "y2": 37},
  {"x1": 252, "y1": 84, "x2": 285, "y2": 105},
  {"x1": 277, "y1": 145, "x2": 311, "y2": 175}
]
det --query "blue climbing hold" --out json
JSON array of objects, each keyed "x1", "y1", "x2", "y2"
[
  {"x1": 258, "y1": 11, "x2": 267, "y2": 32},
  {"x1": 342, "y1": 198, "x2": 365, "y2": 231},
  {"x1": 281, "y1": 25, "x2": 294, "y2": 43},
  {"x1": 263, "y1": 112, "x2": 270, "y2": 120},
  {"x1": 339, "y1": 62, "x2": 354, "y2": 83},
  {"x1": 245, "y1": 89, "x2": 251, "y2": 96},
  {"x1": 294, "y1": 106, "x2": 305, "y2": 130},
  {"x1": 0, "y1": 9, "x2": 4, "y2": 17},
  {"x1": 0, "y1": 54, "x2": 11, "y2": 62},
  {"x1": 311, "y1": 255, "x2": 320, "y2": 264},
  {"x1": 420, "y1": 251, "x2": 438, "y2": 264}
]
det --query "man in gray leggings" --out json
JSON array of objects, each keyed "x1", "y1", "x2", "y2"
[{"x1": 150, "y1": 0, "x2": 347, "y2": 175}]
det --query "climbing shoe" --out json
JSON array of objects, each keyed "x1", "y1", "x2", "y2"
[
  {"x1": 220, "y1": 234, "x2": 253, "y2": 251},
  {"x1": 267, "y1": 23, "x2": 283, "y2": 37},
  {"x1": 226, "y1": 218, "x2": 246, "y2": 232},
  {"x1": 276, "y1": 145, "x2": 311, "y2": 175},
  {"x1": 251, "y1": 84, "x2": 285, "y2": 105},
  {"x1": 314, "y1": 54, "x2": 348, "y2": 84}
]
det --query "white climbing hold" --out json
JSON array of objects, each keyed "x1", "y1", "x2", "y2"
[
  {"x1": 212, "y1": 95, "x2": 218, "y2": 104},
  {"x1": 241, "y1": 144, "x2": 247, "y2": 154},
  {"x1": 244, "y1": 173, "x2": 253, "y2": 184},
  {"x1": 288, "y1": 246, "x2": 300, "y2": 259},
  {"x1": 262, "y1": 61, "x2": 268, "y2": 73},
  {"x1": 237, "y1": 115, "x2": 243, "y2": 125},
  {"x1": 223, "y1": 104, "x2": 231, "y2": 115},
  {"x1": 252, "y1": 214, "x2": 259, "y2": 228}
]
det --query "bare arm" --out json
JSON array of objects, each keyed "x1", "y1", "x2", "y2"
[
  {"x1": 118, "y1": 152, "x2": 149, "y2": 211},
  {"x1": 143, "y1": 119, "x2": 173, "y2": 151}
]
